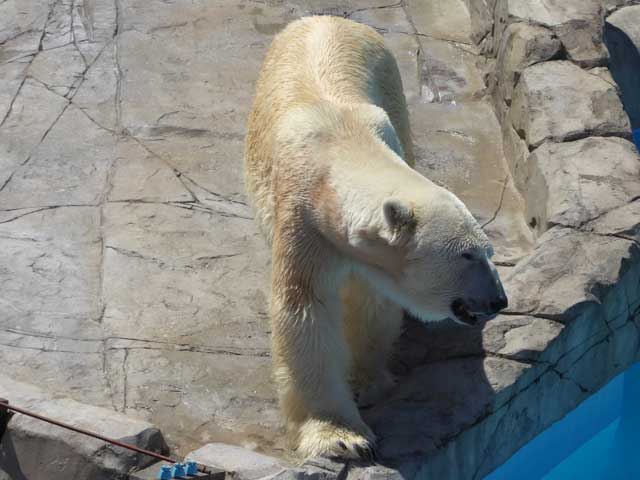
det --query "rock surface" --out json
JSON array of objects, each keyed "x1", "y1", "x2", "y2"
[
  {"x1": 0, "y1": 374, "x2": 168, "y2": 480},
  {"x1": 494, "y1": 23, "x2": 562, "y2": 107},
  {"x1": 188, "y1": 443, "x2": 286, "y2": 480},
  {"x1": 495, "y1": 0, "x2": 608, "y2": 66},
  {"x1": 525, "y1": 137, "x2": 640, "y2": 232},
  {"x1": 606, "y1": 5, "x2": 640, "y2": 129},
  {"x1": 509, "y1": 61, "x2": 630, "y2": 149},
  {"x1": 2, "y1": 0, "x2": 640, "y2": 479}
]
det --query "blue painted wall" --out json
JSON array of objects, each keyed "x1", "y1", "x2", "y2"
[{"x1": 486, "y1": 363, "x2": 640, "y2": 480}]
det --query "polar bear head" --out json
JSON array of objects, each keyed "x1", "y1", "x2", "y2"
[{"x1": 354, "y1": 185, "x2": 508, "y2": 326}]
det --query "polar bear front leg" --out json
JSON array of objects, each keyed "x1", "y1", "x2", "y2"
[
  {"x1": 270, "y1": 251, "x2": 376, "y2": 460},
  {"x1": 343, "y1": 276, "x2": 403, "y2": 407}
]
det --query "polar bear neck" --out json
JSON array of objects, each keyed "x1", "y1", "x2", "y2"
[{"x1": 308, "y1": 115, "x2": 439, "y2": 270}]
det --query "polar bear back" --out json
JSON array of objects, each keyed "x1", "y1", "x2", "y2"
[{"x1": 245, "y1": 16, "x2": 413, "y2": 242}]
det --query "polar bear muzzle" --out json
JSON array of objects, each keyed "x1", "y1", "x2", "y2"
[{"x1": 450, "y1": 256, "x2": 508, "y2": 326}]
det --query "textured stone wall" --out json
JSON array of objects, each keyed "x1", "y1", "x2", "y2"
[
  {"x1": 455, "y1": 0, "x2": 640, "y2": 477},
  {"x1": 2, "y1": 1, "x2": 640, "y2": 479},
  {"x1": 186, "y1": 2, "x2": 640, "y2": 477}
]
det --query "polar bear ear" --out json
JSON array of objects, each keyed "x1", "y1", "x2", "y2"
[{"x1": 382, "y1": 198, "x2": 416, "y2": 245}]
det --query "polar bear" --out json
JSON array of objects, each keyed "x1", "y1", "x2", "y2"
[{"x1": 244, "y1": 16, "x2": 508, "y2": 460}]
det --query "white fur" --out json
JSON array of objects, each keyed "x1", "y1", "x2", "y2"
[{"x1": 244, "y1": 16, "x2": 502, "y2": 460}]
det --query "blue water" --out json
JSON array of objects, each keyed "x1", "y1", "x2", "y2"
[
  {"x1": 634, "y1": 128, "x2": 640, "y2": 151},
  {"x1": 486, "y1": 363, "x2": 640, "y2": 480}
]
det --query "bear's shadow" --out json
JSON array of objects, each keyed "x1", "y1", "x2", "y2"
[{"x1": 359, "y1": 313, "x2": 493, "y2": 473}]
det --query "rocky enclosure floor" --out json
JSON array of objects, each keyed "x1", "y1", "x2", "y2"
[
  {"x1": 0, "y1": 0, "x2": 531, "y2": 458},
  {"x1": 3, "y1": 1, "x2": 640, "y2": 479}
]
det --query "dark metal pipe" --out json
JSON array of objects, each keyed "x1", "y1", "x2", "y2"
[{"x1": 0, "y1": 399, "x2": 179, "y2": 465}]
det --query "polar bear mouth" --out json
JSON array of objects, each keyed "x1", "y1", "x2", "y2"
[{"x1": 451, "y1": 299, "x2": 483, "y2": 326}]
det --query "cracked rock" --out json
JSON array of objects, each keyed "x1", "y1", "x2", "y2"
[
  {"x1": 187, "y1": 442, "x2": 285, "y2": 480},
  {"x1": 0, "y1": 373, "x2": 168, "y2": 480},
  {"x1": 29, "y1": 44, "x2": 87, "y2": 97},
  {"x1": 499, "y1": 317, "x2": 564, "y2": 359},
  {"x1": 3, "y1": 0, "x2": 640, "y2": 477},
  {"x1": 510, "y1": 61, "x2": 630, "y2": 148},
  {"x1": 0, "y1": 104, "x2": 116, "y2": 209},
  {"x1": 493, "y1": 23, "x2": 561, "y2": 107},
  {"x1": 606, "y1": 5, "x2": 640, "y2": 129},
  {"x1": 108, "y1": 139, "x2": 194, "y2": 203},
  {"x1": 71, "y1": 42, "x2": 119, "y2": 131},
  {"x1": 583, "y1": 199, "x2": 640, "y2": 243},
  {"x1": 416, "y1": 36, "x2": 486, "y2": 102},
  {"x1": 0, "y1": 0, "x2": 52, "y2": 63},
  {"x1": 495, "y1": 0, "x2": 608, "y2": 67},
  {"x1": 505, "y1": 226, "x2": 640, "y2": 318},
  {"x1": 463, "y1": 0, "x2": 497, "y2": 49},
  {"x1": 526, "y1": 137, "x2": 640, "y2": 232},
  {"x1": 405, "y1": 0, "x2": 474, "y2": 44},
  {"x1": 0, "y1": 79, "x2": 68, "y2": 187}
]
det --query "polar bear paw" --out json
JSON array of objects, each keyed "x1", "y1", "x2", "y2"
[{"x1": 297, "y1": 418, "x2": 377, "y2": 461}]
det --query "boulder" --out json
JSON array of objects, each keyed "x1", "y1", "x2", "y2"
[
  {"x1": 0, "y1": 375, "x2": 168, "y2": 480},
  {"x1": 405, "y1": 0, "x2": 473, "y2": 44},
  {"x1": 584, "y1": 199, "x2": 640, "y2": 243},
  {"x1": 494, "y1": 23, "x2": 562, "y2": 106},
  {"x1": 463, "y1": 0, "x2": 497, "y2": 48},
  {"x1": 495, "y1": 0, "x2": 608, "y2": 66},
  {"x1": 606, "y1": 5, "x2": 640, "y2": 128},
  {"x1": 525, "y1": 137, "x2": 640, "y2": 232},
  {"x1": 509, "y1": 61, "x2": 630, "y2": 148},
  {"x1": 601, "y1": 0, "x2": 640, "y2": 12},
  {"x1": 504, "y1": 226, "x2": 640, "y2": 318},
  {"x1": 187, "y1": 443, "x2": 285, "y2": 479}
]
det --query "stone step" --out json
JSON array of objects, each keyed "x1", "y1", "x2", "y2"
[
  {"x1": 130, "y1": 461, "x2": 227, "y2": 480},
  {"x1": 0, "y1": 374, "x2": 168, "y2": 480}
]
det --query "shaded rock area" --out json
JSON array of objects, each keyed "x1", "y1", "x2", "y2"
[
  {"x1": 606, "y1": 5, "x2": 640, "y2": 129},
  {"x1": 525, "y1": 137, "x2": 640, "y2": 232},
  {"x1": 0, "y1": 0, "x2": 639, "y2": 479}
]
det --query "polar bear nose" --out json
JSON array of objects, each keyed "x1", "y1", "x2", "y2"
[{"x1": 488, "y1": 294, "x2": 508, "y2": 314}]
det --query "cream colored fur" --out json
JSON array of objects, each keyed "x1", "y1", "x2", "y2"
[{"x1": 244, "y1": 16, "x2": 493, "y2": 460}]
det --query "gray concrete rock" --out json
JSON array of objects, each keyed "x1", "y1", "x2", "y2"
[
  {"x1": 0, "y1": 104, "x2": 116, "y2": 209},
  {"x1": 188, "y1": 443, "x2": 285, "y2": 480},
  {"x1": 555, "y1": 17, "x2": 609, "y2": 67},
  {"x1": 0, "y1": 79, "x2": 68, "y2": 187},
  {"x1": 492, "y1": 23, "x2": 562, "y2": 193},
  {"x1": 601, "y1": 0, "x2": 640, "y2": 12},
  {"x1": 505, "y1": 226, "x2": 639, "y2": 318},
  {"x1": 606, "y1": 5, "x2": 640, "y2": 128},
  {"x1": 499, "y1": 317, "x2": 565, "y2": 359},
  {"x1": 0, "y1": 0, "x2": 51, "y2": 63},
  {"x1": 417, "y1": 36, "x2": 486, "y2": 102},
  {"x1": 584, "y1": 199, "x2": 640, "y2": 243},
  {"x1": 2, "y1": 0, "x2": 640, "y2": 479},
  {"x1": 410, "y1": 100, "x2": 534, "y2": 263},
  {"x1": 29, "y1": 44, "x2": 86, "y2": 97},
  {"x1": 510, "y1": 61, "x2": 630, "y2": 148},
  {"x1": 0, "y1": 374, "x2": 168, "y2": 480},
  {"x1": 494, "y1": 23, "x2": 562, "y2": 106},
  {"x1": 525, "y1": 137, "x2": 640, "y2": 232},
  {"x1": 588, "y1": 65, "x2": 620, "y2": 90},
  {"x1": 500, "y1": 117, "x2": 530, "y2": 193},
  {"x1": 463, "y1": 0, "x2": 497, "y2": 47},
  {"x1": 495, "y1": 0, "x2": 608, "y2": 66},
  {"x1": 405, "y1": 0, "x2": 473, "y2": 44}
]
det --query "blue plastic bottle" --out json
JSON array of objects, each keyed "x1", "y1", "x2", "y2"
[
  {"x1": 172, "y1": 463, "x2": 186, "y2": 478},
  {"x1": 185, "y1": 460, "x2": 198, "y2": 475},
  {"x1": 157, "y1": 465, "x2": 172, "y2": 480}
]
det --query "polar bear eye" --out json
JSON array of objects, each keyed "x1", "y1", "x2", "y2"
[{"x1": 461, "y1": 253, "x2": 474, "y2": 261}]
